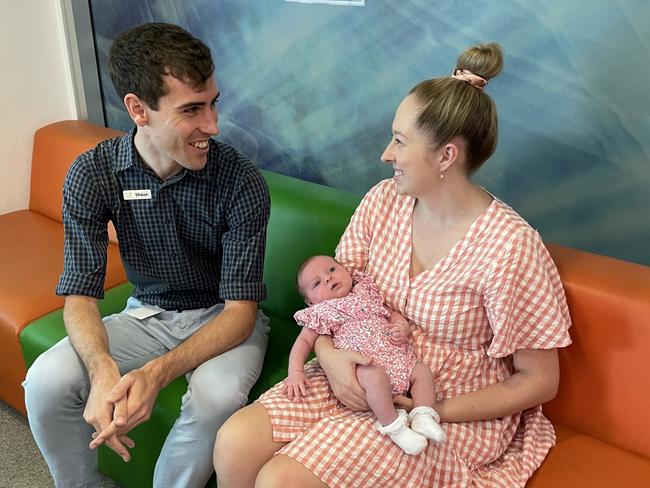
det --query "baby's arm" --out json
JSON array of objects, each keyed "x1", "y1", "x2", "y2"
[
  {"x1": 387, "y1": 309, "x2": 411, "y2": 345},
  {"x1": 284, "y1": 327, "x2": 320, "y2": 400}
]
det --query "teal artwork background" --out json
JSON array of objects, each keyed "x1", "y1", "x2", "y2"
[{"x1": 90, "y1": 0, "x2": 650, "y2": 265}]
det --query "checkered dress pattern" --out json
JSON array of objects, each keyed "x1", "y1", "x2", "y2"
[
  {"x1": 56, "y1": 129, "x2": 270, "y2": 310},
  {"x1": 259, "y1": 179, "x2": 571, "y2": 487}
]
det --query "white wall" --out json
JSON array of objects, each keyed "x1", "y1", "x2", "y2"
[{"x1": 0, "y1": 0, "x2": 77, "y2": 214}]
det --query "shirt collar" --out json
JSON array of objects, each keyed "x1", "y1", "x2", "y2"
[
  {"x1": 113, "y1": 126, "x2": 213, "y2": 180},
  {"x1": 113, "y1": 127, "x2": 138, "y2": 172}
]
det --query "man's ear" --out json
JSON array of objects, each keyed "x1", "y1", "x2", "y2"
[{"x1": 123, "y1": 93, "x2": 149, "y2": 127}]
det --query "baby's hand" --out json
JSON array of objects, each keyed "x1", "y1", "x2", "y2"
[
  {"x1": 284, "y1": 370, "x2": 313, "y2": 401},
  {"x1": 388, "y1": 320, "x2": 411, "y2": 345}
]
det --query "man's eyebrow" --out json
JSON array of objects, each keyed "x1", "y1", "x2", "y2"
[{"x1": 177, "y1": 92, "x2": 220, "y2": 111}]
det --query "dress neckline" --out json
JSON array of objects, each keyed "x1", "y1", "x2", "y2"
[{"x1": 405, "y1": 195, "x2": 498, "y2": 286}]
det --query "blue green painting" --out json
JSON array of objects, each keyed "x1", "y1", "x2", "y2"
[{"x1": 89, "y1": 0, "x2": 650, "y2": 265}]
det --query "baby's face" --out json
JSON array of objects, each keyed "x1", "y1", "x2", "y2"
[{"x1": 299, "y1": 256, "x2": 353, "y2": 305}]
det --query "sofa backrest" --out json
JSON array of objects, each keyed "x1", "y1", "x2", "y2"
[
  {"x1": 260, "y1": 170, "x2": 360, "y2": 320},
  {"x1": 544, "y1": 244, "x2": 650, "y2": 459},
  {"x1": 30, "y1": 120, "x2": 122, "y2": 223}
]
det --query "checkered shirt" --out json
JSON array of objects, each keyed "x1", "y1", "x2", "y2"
[{"x1": 56, "y1": 128, "x2": 270, "y2": 310}]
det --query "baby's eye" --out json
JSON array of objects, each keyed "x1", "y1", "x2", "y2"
[
  {"x1": 313, "y1": 280, "x2": 320, "y2": 288},
  {"x1": 329, "y1": 267, "x2": 335, "y2": 272}
]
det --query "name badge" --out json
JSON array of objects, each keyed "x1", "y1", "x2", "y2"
[
  {"x1": 123, "y1": 189, "x2": 152, "y2": 200},
  {"x1": 124, "y1": 304, "x2": 165, "y2": 320}
]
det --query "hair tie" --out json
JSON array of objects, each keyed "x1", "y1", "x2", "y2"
[{"x1": 451, "y1": 68, "x2": 488, "y2": 90}]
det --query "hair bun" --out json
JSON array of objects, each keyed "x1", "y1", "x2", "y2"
[{"x1": 456, "y1": 42, "x2": 503, "y2": 81}]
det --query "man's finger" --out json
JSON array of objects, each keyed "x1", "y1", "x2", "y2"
[
  {"x1": 105, "y1": 435, "x2": 131, "y2": 462},
  {"x1": 113, "y1": 396, "x2": 128, "y2": 427},
  {"x1": 119, "y1": 435, "x2": 135, "y2": 449},
  {"x1": 89, "y1": 422, "x2": 118, "y2": 449},
  {"x1": 106, "y1": 375, "x2": 134, "y2": 403}
]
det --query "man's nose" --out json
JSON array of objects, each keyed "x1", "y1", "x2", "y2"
[{"x1": 201, "y1": 109, "x2": 219, "y2": 136}]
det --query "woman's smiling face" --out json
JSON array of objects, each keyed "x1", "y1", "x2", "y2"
[{"x1": 381, "y1": 95, "x2": 441, "y2": 197}]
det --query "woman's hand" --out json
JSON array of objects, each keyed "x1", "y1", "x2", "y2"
[
  {"x1": 315, "y1": 335, "x2": 371, "y2": 411},
  {"x1": 392, "y1": 394, "x2": 414, "y2": 412}
]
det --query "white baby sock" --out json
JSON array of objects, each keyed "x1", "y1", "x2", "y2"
[
  {"x1": 376, "y1": 409, "x2": 427, "y2": 455},
  {"x1": 408, "y1": 406, "x2": 446, "y2": 443}
]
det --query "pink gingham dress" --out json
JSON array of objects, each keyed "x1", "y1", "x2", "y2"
[
  {"x1": 258, "y1": 179, "x2": 572, "y2": 487},
  {"x1": 294, "y1": 271, "x2": 418, "y2": 395}
]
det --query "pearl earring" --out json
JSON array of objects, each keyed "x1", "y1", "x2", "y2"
[{"x1": 439, "y1": 172, "x2": 445, "y2": 180}]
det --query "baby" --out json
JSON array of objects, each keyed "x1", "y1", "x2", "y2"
[{"x1": 285, "y1": 255, "x2": 445, "y2": 455}]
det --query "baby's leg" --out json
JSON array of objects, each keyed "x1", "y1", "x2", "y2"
[
  {"x1": 357, "y1": 364, "x2": 427, "y2": 455},
  {"x1": 356, "y1": 364, "x2": 397, "y2": 425},
  {"x1": 410, "y1": 362, "x2": 436, "y2": 408},
  {"x1": 408, "y1": 362, "x2": 445, "y2": 443}
]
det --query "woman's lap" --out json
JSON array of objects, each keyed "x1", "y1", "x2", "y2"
[{"x1": 256, "y1": 359, "x2": 553, "y2": 487}]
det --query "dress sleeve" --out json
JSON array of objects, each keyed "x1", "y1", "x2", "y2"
[
  {"x1": 336, "y1": 181, "x2": 389, "y2": 272},
  {"x1": 484, "y1": 228, "x2": 572, "y2": 358},
  {"x1": 293, "y1": 304, "x2": 342, "y2": 336}
]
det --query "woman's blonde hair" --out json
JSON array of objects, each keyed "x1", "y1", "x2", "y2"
[{"x1": 409, "y1": 42, "x2": 504, "y2": 173}]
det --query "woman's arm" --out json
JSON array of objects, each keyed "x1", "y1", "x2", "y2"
[
  {"x1": 314, "y1": 335, "x2": 372, "y2": 410},
  {"x1": 395, "y1": 348, "x2": 560, "y2": 422}
]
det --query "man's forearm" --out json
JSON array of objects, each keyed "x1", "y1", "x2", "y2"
[
  {"x1": 143, "y1": 300, "x2": 259, "y2": 389},
  {"x1": 64, "y1": 295, "x2": 118, "y2": 380}
]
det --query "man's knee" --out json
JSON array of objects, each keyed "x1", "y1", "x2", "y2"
[
  {"x1": 24, "y1": 344, "x2": 86, "y2": 410},
  {"x1": 183, "y1": 367, "x2": 250, "y2": 423}
]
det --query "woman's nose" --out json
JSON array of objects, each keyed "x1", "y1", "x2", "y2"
[{"x1": 381, "y1": 142, "x2": 394, "y2": 163}]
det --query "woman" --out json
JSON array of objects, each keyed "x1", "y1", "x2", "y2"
[{"x1": 214, "y1": 42, "x2": 571, "y2": 488}]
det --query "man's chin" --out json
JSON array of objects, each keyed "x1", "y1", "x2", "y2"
[{"x1": 182, "y1": 156, "x2": 208, "y2": 171}]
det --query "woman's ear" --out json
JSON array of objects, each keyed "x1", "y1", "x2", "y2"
[
  {"x1": 437, "y1": 137, "x2": 468, "y2": 174},
  {"x1": 438, "y1": 140, "x2": 459, "y2": 173},
  {"x1": 123, "y1": 93, "x2": 148, "y2": 127}
]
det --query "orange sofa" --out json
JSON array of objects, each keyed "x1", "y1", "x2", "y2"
[
  {"x1": 1, "y1": 120, "x2": 649, "y2": 486},
  {"x1": 529, "y1": 245, "x2": 650, "y2": 486},
  {"x1": 0, "y1": 121, "x2": 127, "y2": 413}
]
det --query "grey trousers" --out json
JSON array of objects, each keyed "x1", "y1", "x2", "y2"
[{"x1": 23, "y1": 297, "x2": 269, "y2": 488}]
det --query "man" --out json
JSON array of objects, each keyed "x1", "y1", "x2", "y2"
[{"x1": 23, "y1": 23, "x2": 270, "y2": 487}]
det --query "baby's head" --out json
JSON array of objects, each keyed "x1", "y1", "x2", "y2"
[{"x1": 297, "y1": 255, "x2": 354, "y2": 305}]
